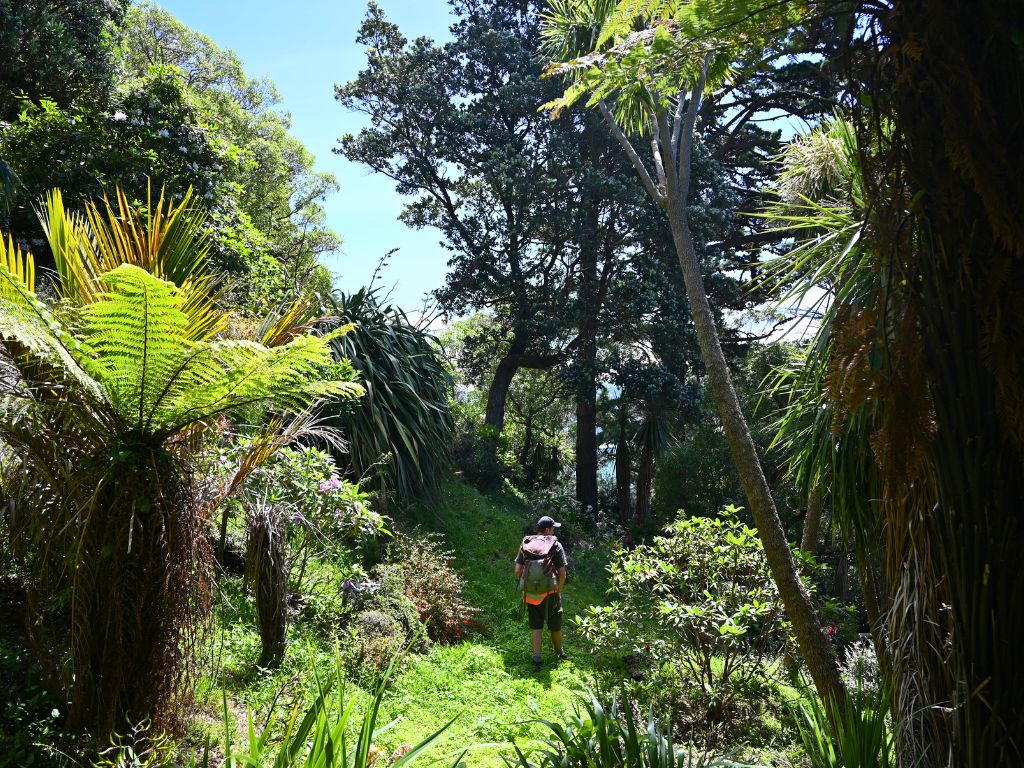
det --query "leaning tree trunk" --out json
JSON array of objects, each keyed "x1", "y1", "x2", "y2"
[
  {"x1": 246, "y1": 504, "x2": 289, "y2": 668},
  {"x1": 483, "y1": 346, "x2": 563, "y2": 435},
  {"x1": 665, "y1": 196, "x2": 845, "y2": 712},
  {"x1": 598, "y1": 83, "x2": 845, "y2": 710}
]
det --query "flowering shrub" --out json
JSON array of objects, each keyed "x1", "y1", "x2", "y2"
[
  {"x1": 578, "y1": 506, "x2": 789, "y2": 721},
  {"x1": 384, "y1": 532, "x2": 480, "y2": 644},
  {"x1": 216, "y1": 444, "x2": 388, "y2": 552}
]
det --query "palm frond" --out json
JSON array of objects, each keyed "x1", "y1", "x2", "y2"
[
  {"x1": 38, "y1": 185, "x2": 226, "y2": 341},
  {"x1": 0, "y1": 234, "x2": 34, "y2": 294}
]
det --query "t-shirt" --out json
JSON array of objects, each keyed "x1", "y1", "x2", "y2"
[{"x1": 515, "y1": 538, "x2": 567, "y2": 569}]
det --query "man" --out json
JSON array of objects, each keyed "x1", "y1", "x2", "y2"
[{"x1": 514, "y1": 515, "x2": 568, "y2": 671}]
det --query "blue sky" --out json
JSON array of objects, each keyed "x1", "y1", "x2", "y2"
[{"x1": 157, "y1": 0, "x2": 457, "y2": 311}]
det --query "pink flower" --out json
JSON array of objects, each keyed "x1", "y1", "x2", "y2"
[{"x1": 319, "y1": 477, "x2": 342, "y2": 492}]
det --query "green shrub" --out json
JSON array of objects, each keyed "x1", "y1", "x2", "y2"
[
  {"x1": 384, "y1": 532, "x2": 480, "y2": 644},
  {"x1": 506, "y1": 695, "x2": 752, "y2": 768},
  {"x1": 452, "y1": 422, "x2": 508, "y2": 491},
  {"x1": 348, "y1": 610, "x2": 409, "y2": 683},
  {"x1": 578, "y1": 507, "x2": 789, "y2": 722}
]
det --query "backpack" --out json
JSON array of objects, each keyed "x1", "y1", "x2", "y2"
[{"x1": 518, "y1": 535, "x2": 559, "y2": 605}]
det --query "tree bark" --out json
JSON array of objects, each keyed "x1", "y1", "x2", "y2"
[
  {"x1": 483, "y1": 349, "x2": 563, "y2": 435},
  {"x1": 800, "y1": 483, "x2": 825, "y2": 554},
  {"x1": 635, "y1": 439, "x2": 654, "y2": 526},
  {"x1": 575, "y1": 386, "x2": 599, "y2": 517},
  {"x1": 615, "y1": 423, "x2": 632, "y2": 524},
  {"x1": 665, "y1": 201, "x2": 845, "y2": 711},
  {"x1": 574, "y1": 124, "x2": 602, "y2": 519},
  {"x1": 598, "y1": 78, "x2": 845, "y2": 710},
  {"x1": 484, "y1": 354, "x2": 520, "y2": 434}
]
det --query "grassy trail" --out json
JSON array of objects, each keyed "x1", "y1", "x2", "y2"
[{"x1": 374, "y1": 480, "x2": 623, "y2": 765}]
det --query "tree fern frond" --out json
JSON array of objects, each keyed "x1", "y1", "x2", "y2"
[
  {"x1": 597, "y1": 0, "x2": 670, "y2": 47},
  {"x1": 0, "y1": 263, "x2": 104, "y2": 402},
  {"x1": 37, "y1": 185, "x2": 226, "y2": 341},
  {"x1": 83, "y1": 265, "x2": 192, "y2": 428}
]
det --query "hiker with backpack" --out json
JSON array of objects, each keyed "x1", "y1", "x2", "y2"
[{"x1": 515, "y1": 515, "x2": 568, "y2": 671}]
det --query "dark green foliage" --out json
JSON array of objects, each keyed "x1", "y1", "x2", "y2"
[
  {"x1": 452, "y1": 422, "x2": 509, "y2": 491},
  {"x1": 0, "y1": 3, "x2": 338, "y2": 308},
  {"x1": 326, "y1": 288, "x2": 454, "y2": 503},
  {"x1": 654, "y1": 345, "x2": 803, "y2": 536},
  {"x1": 0, "y1": 70, "x2": 221, "y2": 263},
  {"x1": 118, "y1": 3, "x2": 340, "y2": 300},
  {"x1": 0, "y1": 0, "x2": 127, "y2": 120},
  {"x1": 579, "y1": 509, "x2": 789, "y2": 724}
]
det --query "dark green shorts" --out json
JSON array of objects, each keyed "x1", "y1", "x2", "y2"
[{"x1": 527, "y1": 592, "x2": 563, "y2": 631}]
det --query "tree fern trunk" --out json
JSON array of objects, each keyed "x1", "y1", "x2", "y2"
[{"x1": 246, "y1": 506, "x2": 288, "y2": 669}]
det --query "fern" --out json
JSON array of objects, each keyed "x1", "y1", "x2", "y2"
[{"x1": 0, "y1": 260, "x2": 362, "y2": 732}]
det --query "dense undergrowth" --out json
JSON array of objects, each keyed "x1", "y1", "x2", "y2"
[
  {"x1": 202, "y1": 479, "x2": 622, "y2": 767},
  {"x1": 1, "y1": 477, "x2": 812, "y2": 766}
]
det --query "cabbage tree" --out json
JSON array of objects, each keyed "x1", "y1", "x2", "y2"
[{"x1": 540, "y1": 0, "x2": 845, "y2": 709}]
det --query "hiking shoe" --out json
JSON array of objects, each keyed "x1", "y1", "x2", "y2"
[
  {"x1": 533, "y1": 656, "x2": 543, "y2": 672},
  {"x1": 556, "y1": 649, "x2": 569, "y2": 662}
]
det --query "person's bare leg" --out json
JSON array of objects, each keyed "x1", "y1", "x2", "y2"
[
  {"x1": 551, "y1": 630, "x2": 562, "y2": 653},
  {"x1": 532, "y1": 629, "x2": 543, "y2": 668}
]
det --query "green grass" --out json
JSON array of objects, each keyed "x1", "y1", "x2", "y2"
[
  {"x1": 372, "y1": 480, "x2": 624, "y2": 764},
  {"x1": 207, "y1": 478, "x2": 625, "y2": 766}
]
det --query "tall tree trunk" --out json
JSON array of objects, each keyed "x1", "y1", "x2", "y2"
[
  {"x1": 574, "y1": 131, "x2": 602, "y2": 519},
  {"x1": 575, "y1": 386, "x2": 599, "y2": 516},
  {"x1": 800, "y1": 483, "x2": 825, "y2": 554},
  {"x1": 598, "y1": 88, "x2": 845, "y2": 710},
  {"x1": 871, "y1": 4, "x2": 1024, "y2": 761},
  {"x1": 615, "y1": 416, "x2": 633, "y2": 525},
  {"x1": 664, "y1": 194, "x2": 845, "y2": 711},
  {"x1": 634, "y1": 440, "x2": 654, "y2": 526}
]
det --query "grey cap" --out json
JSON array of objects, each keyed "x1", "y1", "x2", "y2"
[{"x1": 537, "y1": 516, "x2": 561, "y2": 529}]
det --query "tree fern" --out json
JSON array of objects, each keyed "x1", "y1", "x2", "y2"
[
  {"x1": 39, "y1": 185, "x2": 225, "y2": 340},
  {"x1": 0, "y1": 228, "x2": 362, "y2": 734}
]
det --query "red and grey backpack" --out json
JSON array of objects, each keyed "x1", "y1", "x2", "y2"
[{"x1": 518, "y1": 534, "x2": 559, "y2": 605}]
